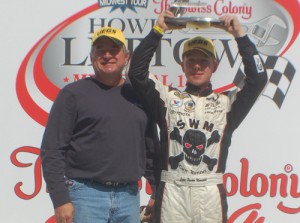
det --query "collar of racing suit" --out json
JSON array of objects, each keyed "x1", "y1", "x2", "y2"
[{"x1": 185, "y1": 82, "x2": 213, "y2": 97}]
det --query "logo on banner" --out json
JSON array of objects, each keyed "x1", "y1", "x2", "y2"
[
  {"x1": 12, "y1": 0, "x2": 299, "y2": 221},
  {"x1": 98, "y1": 0, "x2": 148, "y2": 12},
  {"x1": 15, "y1": 0, "x2": 299, "y2": 128}
]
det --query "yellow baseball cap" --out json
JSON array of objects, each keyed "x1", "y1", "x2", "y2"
[
  {"x1": 91, "y1": 26, "x2": 126, "y2": 47},
  {"x1": 182, "y1": 36, "x2": 216, "y2": 59}
]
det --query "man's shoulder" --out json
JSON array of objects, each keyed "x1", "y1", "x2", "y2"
[{"x1": 63, "y1": 77, "x2": 94, "y2": 90}]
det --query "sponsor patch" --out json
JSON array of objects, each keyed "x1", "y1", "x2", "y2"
[
  {"x1": 184, "y1": 100, "x2": 195, "y2": 112},
  {"x1": 254, "y1": 54, "x2": 264, "y2": 73},
  {"x1": 170, "y1": 99, "x2": 183, "y2": 108}
]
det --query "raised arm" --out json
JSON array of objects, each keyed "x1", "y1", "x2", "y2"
[
  {"x1": 216, "y1": 15, "x2": 268, "y2": 131},
  {"x1": 128, "y1": 12, "x2": 177, "y2": 125}
]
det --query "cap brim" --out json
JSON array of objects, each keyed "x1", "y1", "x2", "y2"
[
  {"x1": 183, "y1": 48, "x2": 215, "y2": 58},
  {"x1": 93, "y1": 36, "x2": 124, "y2": 47}
]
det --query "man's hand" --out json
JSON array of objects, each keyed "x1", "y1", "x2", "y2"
[
  {"x1": 141, "y1": 198, "x2": 155, "y2": 222},
  {"x1": 55, "y1": 202, "x2": 74, "y2": 223},
  {"x1": 213, "y1": 15, "x2": 245, "y2": 38}
]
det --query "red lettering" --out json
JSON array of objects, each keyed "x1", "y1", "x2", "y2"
[
  {"x1": 223, "y1": 173, "x2": 238, "y2": 196},
  {"x1": 269, "y1": 174, "x2": 288, "y2": 197},
  {"x1": 240, "y1": 158, "x2": 251, "y2": 197},
  {"x1": 277, "y1": 202, "x2": 300, "y2": 214},
  {"x1": 228, "y1": 203, "x2": 265, "y2": 223},
  {"x1": 186, "y1": 7, "x2": 197, "y2": 13},
  {"x1": 225, "y1": 158, "x2": 297, "y2": 199},
  {"x1": 178, "y1": 75, "x2": 185, "y2": 88},
  {"x1": 161, "y1": 74, "x2": 173, "y2": 86},
  {"x1": 153, "y1": 0, "x2": 170, "y2": 14},
  {"x1": 153, "y1": 73, "x2": 188, "y2": 88},
  {"x1": 10, "y1": 146, "x2": 42, "y2": 200},
  {"x1": 214, "y1": 0, "x2": 252, "y2": 19},
  {"x1": 73, "y1": 74, "x2": 94, "y2": 81},
  {"x1": 290, "y1": 174, "x2": 300, "y2": 198},
  {"x1": 73, "y1": 74, "x2": 81, "y2": 81},
  {"x1": 250, "y1": 173, "x2": 268, "y2": 196}
]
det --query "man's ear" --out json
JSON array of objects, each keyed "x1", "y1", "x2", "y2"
[
  {"x1": 180, "y1": 61, "x2": 185, "y2": 72},
  {"x1": 212, "y1": 60, "x2": 219, "y2": 73},
  {"x1": 125, "y1": 50, "x2": 131, "y2": 65}
]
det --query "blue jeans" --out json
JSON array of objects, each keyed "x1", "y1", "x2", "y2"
[{"x1": 67, "y1": 179, "x2": 140, "y2": 223}]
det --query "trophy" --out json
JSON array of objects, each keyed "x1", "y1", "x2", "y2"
[{"x1": 166, "y1": 0, "x2": 224, "y2": 30}]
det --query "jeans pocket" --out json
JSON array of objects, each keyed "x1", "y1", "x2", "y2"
[{"x1": 65, "y1": 179, "x2": 85, "y2": 192}]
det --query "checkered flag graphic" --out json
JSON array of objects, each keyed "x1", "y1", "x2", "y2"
[
  {"x1": 262, "y1": 55, "x2": 295, "y2": 108},
  {"x1": 234, "y1": 55, "x2": 295, "y2": 108}
]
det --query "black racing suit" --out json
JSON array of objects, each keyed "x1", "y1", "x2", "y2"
[{"x1": 128, "y1": 30, "x2": 268, "y2": 223}]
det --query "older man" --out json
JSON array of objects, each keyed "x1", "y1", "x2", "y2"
[{"x1": 41, "y1": 26, "x2": 159, "y2": 223}]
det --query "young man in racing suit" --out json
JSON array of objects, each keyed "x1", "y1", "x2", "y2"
[{"x1": 129, "y1": 10, "x2": 268, "y2": 223}]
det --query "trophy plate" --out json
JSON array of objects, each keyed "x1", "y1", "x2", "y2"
[{"x1": 166, "y1": 17, "x2": 223, "y2": 27}]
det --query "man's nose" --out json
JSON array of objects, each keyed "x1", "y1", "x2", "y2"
[
  {"x1": 102, "y1": 50, "x2": 113, "y2": 57},
  {"x1": 194, "y1": 63, "x2": 203, "y2": 71}
]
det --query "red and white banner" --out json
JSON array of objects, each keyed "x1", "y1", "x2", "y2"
[{"x1": 1, "y1": 0, "x2": 299, "y2": 222}]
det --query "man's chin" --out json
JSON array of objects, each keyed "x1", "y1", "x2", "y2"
[
  {"x1": 102, "y1": 67, "x2": 118, "y2": 74},
  {"x1": 189, "y1": 78, "x2": 204, "y2": 86}
]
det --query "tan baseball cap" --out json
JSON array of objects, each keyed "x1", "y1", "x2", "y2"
[
  {"x1": 182, "y1": 36, "x2": 216, "y2": 59},
  {"x1": 91, "y1": 26, "x2": 126, "y2": 47}
]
